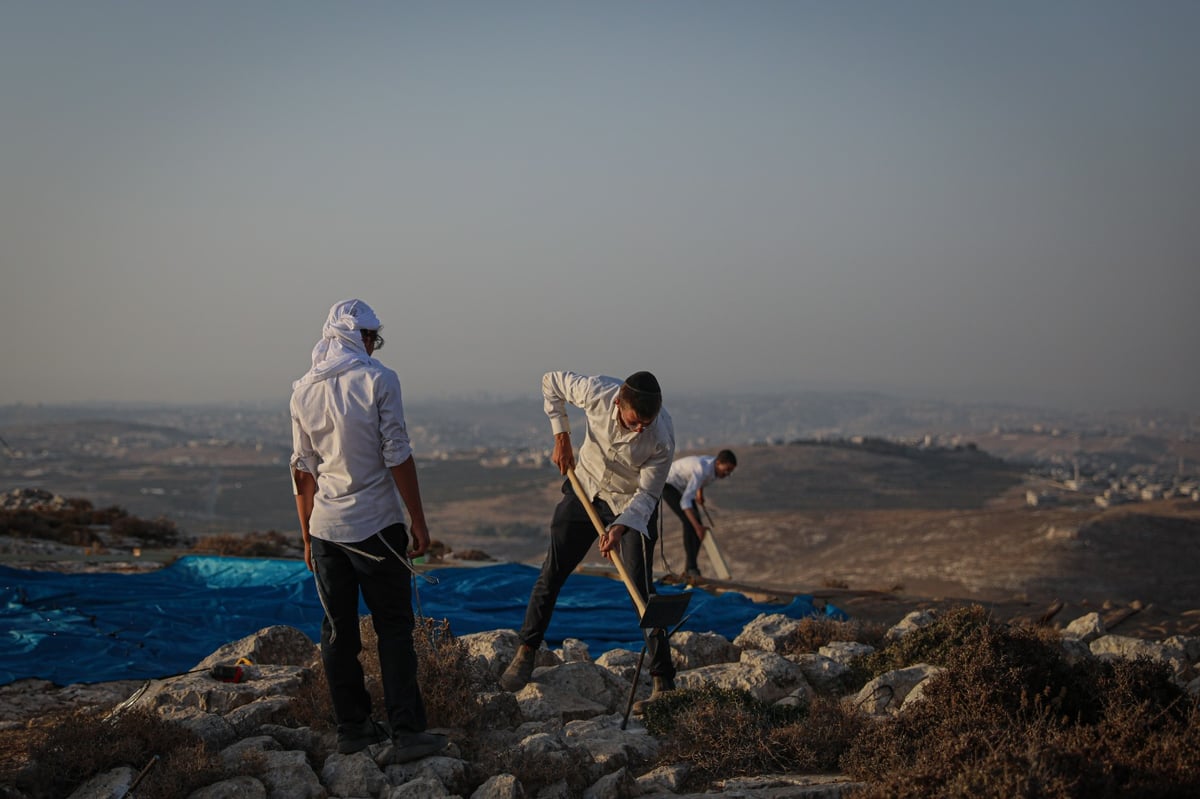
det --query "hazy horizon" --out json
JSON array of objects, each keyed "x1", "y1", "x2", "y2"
[{"x1": 3, "y1": 2, "x2": 1198, "y2": 413}]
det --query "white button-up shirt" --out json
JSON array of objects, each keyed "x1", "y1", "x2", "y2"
[
  {"x1": 290, "y1": 361, "x2": 412, "y2": 543},
  {"x1": 666, "y1": 455, "x2": 718, "y2": 510},
  {"x1": 543, "y1": 371, "x2": 675, "y2": 538}
]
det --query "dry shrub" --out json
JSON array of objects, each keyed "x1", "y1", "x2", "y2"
[
  {"x1": 412, "y1": 616, "x2": 486, "y2": 730},
  {"x1": 769, "y1": 697, "x2": 869, "y2": 772},
  {"x1": 846, "y1": 604, "x2": 1005, "y2": 692},
  {"x1": 108, "y1": 514, "x2": 182, "y2": 546},
  {"x1": 284, "y1": 659, "x2": 336, "y2": 733},
  {"x1": 0, "y1": 718, "x2": 54, "y2": 785},
  {"x1": 190, "y1": 530, "x2": 294, "y2": 557},
  {"x1": 134, "y1": 739, "x2": 224, "y2": 799},
  {"x1": 284, "y1": 610, "x2": 483, "y2": 744},
  {"x1": 854, "y1": 606, "x2": 992, "y2": 677},
  {"x1": 2, "y1": 707, "x2": 221, "y2": 799},
  {"x1": 847, "y1": 698, "x2": 1200, "y2": 799},
  {"x1": 419, "y1": 539, "x2": 450, "y2": 561},
  {"x1": 453, "y1": 548, "x2": 495, "y2": 561},
  {"x1": 841, "y1": 607, "x2": 1200, "y2": 798},
  {"x1": 0, "y1": 501, "x2": 165, "y2": 545},
  {"x1": 849, "y1": 716, "x2": 1090, "y2": 799},
  {"x1": 643, "y1": 686, "x2": 820, "y2": 786},
  {"x1": 852, "y1": 606, "x2": 1100, "y2": 721},
  {"x1": 779, "y1": 615, "x2": 887, "y2": 656},
  {"x1": 357, "y1": 614, "x2": 484, "y2": 731}
]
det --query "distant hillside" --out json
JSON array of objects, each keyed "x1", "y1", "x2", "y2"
[
  {"x1": 3, "y1": 391, "x2": 1194, "y2": 457},
  {"x1": 2, "y1": 392, "x2": 1191, "y2": 539},
  {"x1": 703, "y1": 440, "x2": 1022, "y2": 513}
]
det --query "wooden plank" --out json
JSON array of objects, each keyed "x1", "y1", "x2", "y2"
[{"x1": 701, "y1": 527, "x2": 733, "y2": 580}]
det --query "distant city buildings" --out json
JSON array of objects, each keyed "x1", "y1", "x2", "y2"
[{"x1": 1, "y1": 398, "x2": 1196, "y2": 534}]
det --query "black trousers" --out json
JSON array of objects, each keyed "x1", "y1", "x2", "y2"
[
  {"x1": 519, "y1": 480, "x2": 676, "y2": 678},
  {"x1": 310, "y1": 523, "x2": 427, "y2": 735},
  {"x1": 662, "y1": 484, "x2": 701, "y2": 573}
]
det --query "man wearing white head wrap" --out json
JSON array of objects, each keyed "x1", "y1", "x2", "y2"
[
  {"x1": 294, "y1": 298, "x2": 383, "y2": 386},
  {"x1": 290, "y1": 299, "x2": 447, "y2": 762}
]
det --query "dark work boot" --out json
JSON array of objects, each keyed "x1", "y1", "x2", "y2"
[
  {"x1": 375, "y1": 730, "x2": 450, "y2": 766},
  {"x1": 337, "y1": 718, "x2": 390, "y2": 754},
  {"x1": 498, "y1": 644, "x2": 536, "y2": 692},
  {"x1": 632, "y1": 675, "x2": 676, "y2": 715}
]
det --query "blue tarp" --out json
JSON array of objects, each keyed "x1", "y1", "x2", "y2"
[{"x1": 0, "y1": 556, "x2": 843, "y2": 686}]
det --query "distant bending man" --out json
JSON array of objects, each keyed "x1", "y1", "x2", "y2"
[
  {"x1": 500, "y1": 370, "x2": 678, "y2": 713},
  {"x1": 290, "y1": 299, "x2": 447, "y2": 763},
  {"x1": 662, "y1": 450, "x2": 738, "y2": 576}
]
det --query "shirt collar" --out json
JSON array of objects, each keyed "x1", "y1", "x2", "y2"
[{"x1": 608, "y1": 400, "x2": 643, "y2": 442}]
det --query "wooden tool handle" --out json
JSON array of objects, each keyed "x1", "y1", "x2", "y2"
[{"x1": 566, "y1": 467, "x2": 648, "y2": 617}]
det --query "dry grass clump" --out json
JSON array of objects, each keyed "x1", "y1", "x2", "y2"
[
  {"x1": 841, "y1": 607, "x2": 1200, "y2": 798},
  {"x1": 0, "y1": 707, "x2": 221, "y2": 799},
  {"x1": 643, "y1": 686, "x2": 864, "y2": 786}
]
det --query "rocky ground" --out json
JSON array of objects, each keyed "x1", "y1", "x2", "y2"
[
  {"x1": 5, "y1": 444, "x2": 1200, "y2": 742},
  {"x1": 426, "y1": 486, "x2": 1200, "y2": 644},
  {"x1": 672, "y1": 491, "x2": 1200, "y2": 643},
  {"x1": 4, "y1": 489, "x2": 1199, "y2": 733},
  {"x1": 5, "y1": 602, "x2": 1196, "y2": 798}
]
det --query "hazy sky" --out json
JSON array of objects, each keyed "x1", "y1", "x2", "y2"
[{"x1": 2, "y1": 2, "x2": 1197, "y2": 411}]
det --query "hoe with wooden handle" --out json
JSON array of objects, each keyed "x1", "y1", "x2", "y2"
[
  {"x1": 567, "y1": 466, "x2": 691, "y2": 729},
  {"x1": 567, "y1": 467, "x2": 690, "y2": 629}
]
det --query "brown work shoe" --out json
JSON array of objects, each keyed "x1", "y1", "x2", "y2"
[
  {"x1": 632, "y1": 675, "x2": 676, "y2": 715},
  {"x1": 498, "y1": 644, "x2": 536, "y2": 691}
]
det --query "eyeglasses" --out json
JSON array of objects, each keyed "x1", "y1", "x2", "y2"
[{"x1": 363, "y1": 331, "x2": 385, "y2": 350}]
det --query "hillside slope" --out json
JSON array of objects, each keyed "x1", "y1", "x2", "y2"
[{"x1": 430, "y1": 441, "x2": 1200, "y2": 638}]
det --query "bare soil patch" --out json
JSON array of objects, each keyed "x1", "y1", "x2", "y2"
[
  {"x1": 417, "y1": 442, "x2": 1200, "y2": 640},
  {"x1": 6, "y1": 441, "x2": 1199, "y2": 642}
]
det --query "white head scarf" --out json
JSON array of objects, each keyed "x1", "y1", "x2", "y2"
[{"x1": 293, "y1": 299, "x2": 383, "y2": 388}]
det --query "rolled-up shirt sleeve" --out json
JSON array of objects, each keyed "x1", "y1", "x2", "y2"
[
  {"x1": 377, "y1": 369, "x2": 413, "y2": 467},
  {"x1": 290, "y1": 398, "x2": 320, "y2": 486},
  {"x1": 542, "y1": 371, "x2": 600, "y2": 436},
  {"x1": 680, "y1": 473, "x2": 702, "y2": 509}
]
